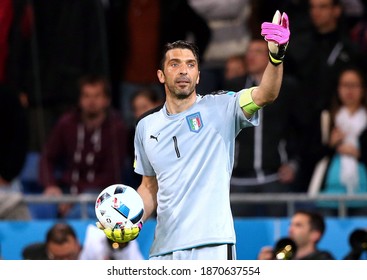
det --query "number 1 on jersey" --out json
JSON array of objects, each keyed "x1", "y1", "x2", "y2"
[{"x1": 172, "y1": 136, "x2": 181, "y2": 158}]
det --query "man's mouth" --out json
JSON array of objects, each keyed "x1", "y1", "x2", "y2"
[{"x1": 176, "y1": 78, "x2": 190, "y2": 84}]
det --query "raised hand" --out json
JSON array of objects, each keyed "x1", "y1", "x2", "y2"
[{"x1": 261, "y1": 10, "x2": 290, "y2": 66}]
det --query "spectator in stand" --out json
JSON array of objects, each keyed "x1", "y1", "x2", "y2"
[
  {"x1": 0, "y1": 84, "x2": 30, "y2": 220},
  {"x1": 106, "y1": 0, "x2": 211, "y2": 128},
  {"x1": 23, "y1": 222, "x2": 143, "y2": 260},
  {"x1": 38, "y1": 74, "x2": 128, "y2": 218},
  {"x1": 343, "y1": 227, "x2": 367, "y2": 260},
  {"x1": 226, "y1": 39, "x2": 305, "y2": 217},
  {"x1": 258, "y1": 210, "x2": 335, "y2": 260},
  {"x1": 308, "y1": 67, "x2": 367, "y2": 216},
  {"x1": 224, "y1": 54, "x2": 247, "y2": 81},
  {"x1": 131, "y1": 88, "x2": 165, "y2": 123},
  {"x1": 22, "y1": 223, "x2": 81, "y2": 260},
  {"x1": 286, "y1": 0, "x2": 366, "y2": 110},
  {"x1": 286, "y1": 0, "x2": 367, "y2": 192}
]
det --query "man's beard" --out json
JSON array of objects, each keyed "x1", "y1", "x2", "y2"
[
  {"x1": 167, "y1": 84, "x2": 195, "y2": 100},
  {"x1": 169, "y1": 75, "x2": 195, "y2": 99},
  {"x1": 175, "y1": 90, "x2": 193, "y2": 99},
  {"x1": 84, "y1": 111, "x2": 100, "y2": 120}
]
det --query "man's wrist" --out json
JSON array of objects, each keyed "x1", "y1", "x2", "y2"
[{"x1": 269, "y1": 52, "x2": 283, "y2": 66}]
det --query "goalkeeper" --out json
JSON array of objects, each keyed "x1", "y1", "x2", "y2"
[{"x1": 98, "y1": 10, "x2": 290, "y2": 260}]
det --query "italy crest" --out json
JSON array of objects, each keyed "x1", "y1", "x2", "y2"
[{"x1": 186, "y1": 112, "x2": 203, "y2": 133}]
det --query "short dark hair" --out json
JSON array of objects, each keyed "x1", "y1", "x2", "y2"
[
  {"x1": 46, "y1": 223, "x2": 77, "y2": 245},
  {"x1": 77, "y1": 74, "x2": 111, "y2": 97},
  {"x1": 295, "y1": 209, "x2": 326, "y2": 237},
  {"x1": 159, "y1": 40, "x2": 200, "y2": 70},
  {"x1": 130, "y1": 87, "x2": 163, "y2": 106}
]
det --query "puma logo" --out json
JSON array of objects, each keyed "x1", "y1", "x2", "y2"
[{"x1": 150, "y1": 133, "x2": 160, "y2": 142}]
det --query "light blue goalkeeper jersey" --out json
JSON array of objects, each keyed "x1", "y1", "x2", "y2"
[{"x1": 134, "y1": 90, "x2": 259, "y2": 257}]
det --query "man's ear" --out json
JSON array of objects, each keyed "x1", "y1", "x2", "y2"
[
  {"x1": 311, "y1": 230, "x2": 322, "y2": 244},
  {"x1": 333, "y1": 4, "x2": 342, "y2": 19},
  {"x1": 196, "y1": 71, "x2": 200, "y2": 84},
  {"x1": 157, "y1": 70, "x2": 165, "y2": 84}
]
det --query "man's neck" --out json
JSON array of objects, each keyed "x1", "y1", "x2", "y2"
[
  {"x1": 165, "y1": 93, "x2": 197, "y2": 115},
  {"x1": 295, "y1": 244, "x2": 316, "y2": 259},
  {"x1": 317, "y1": 22, "x2": 338, "y2": 35},
  {"x1": 82, "y1": 113, "x2": 106, "y2": 130}
]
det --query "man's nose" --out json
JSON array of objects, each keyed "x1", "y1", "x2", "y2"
[{"x1": 179, "y1": 65, "x2": 188, "y2": 75}]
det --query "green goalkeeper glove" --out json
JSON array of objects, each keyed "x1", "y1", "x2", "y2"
[{"x1": 96, "y1": 221, "x2": 143, "y2": 243}]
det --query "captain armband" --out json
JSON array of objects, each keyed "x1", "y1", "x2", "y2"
[{"x1": 239, "y1": 87, "x2": 262, "y2": 115}]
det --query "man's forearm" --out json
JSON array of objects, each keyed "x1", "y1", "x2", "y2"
[
  {"x1": 137, "y1": 176, "x2": 158, "y2": 222},
  {"x1": 253, "y1": 62, "x2": 283, "y2": 106}
]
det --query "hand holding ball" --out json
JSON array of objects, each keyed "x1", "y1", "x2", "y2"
[{"x1": 95, "y1": 184, "x2": 144, "y2": 242}]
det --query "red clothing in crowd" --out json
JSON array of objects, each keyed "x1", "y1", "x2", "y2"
[{"x1": 39, "y1": 108, "x2": 128, "y2": 194}]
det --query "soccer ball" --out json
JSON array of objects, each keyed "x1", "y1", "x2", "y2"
[{"x1": 95, "y1": 184, "x2": 144, "y2": 230}]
